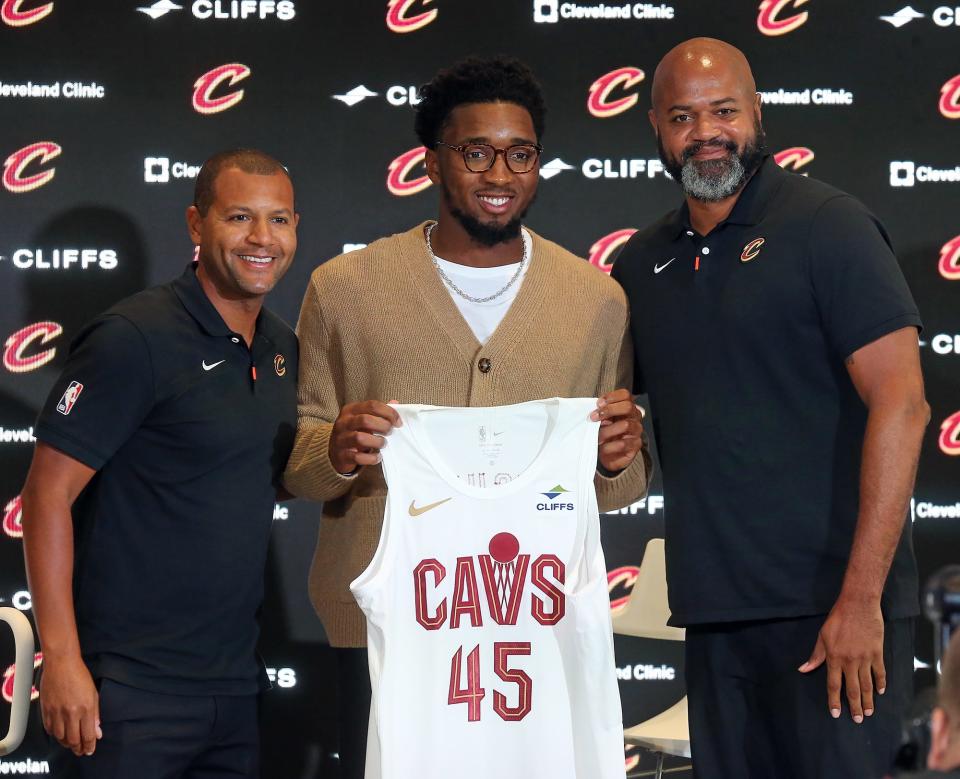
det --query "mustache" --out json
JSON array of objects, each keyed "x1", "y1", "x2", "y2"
[{"x1": 681, "y1": 138, "x2": 737, "y2": 163}]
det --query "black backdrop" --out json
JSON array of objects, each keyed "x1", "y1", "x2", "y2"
[{"x1": 1, "y1": 1, "x2": 958, "y2": 775}]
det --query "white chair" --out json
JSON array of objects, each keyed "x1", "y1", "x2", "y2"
[
  {"x1": 0, "y1": 607, "x2": 35, "y2": 756},
  {"x1": 613, "y1": 538, "x2": 690, "y2": 779}
]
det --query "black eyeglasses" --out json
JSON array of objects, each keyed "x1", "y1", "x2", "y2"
[{"x1": 435, "y1": 142, "x2": 543, "y2": 174}]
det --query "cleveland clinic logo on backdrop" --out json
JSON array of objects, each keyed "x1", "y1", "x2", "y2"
[
  {"x1": 889, "y1": 160, "x2": 960, "y2": 186},
  {"x1": 757, "y1": 0, "x2": 809, "y2": 35},
  {"x1": 758, "y1": 87, "x2": 853, "y2": 106},
  {"x1": 137, "y1": 0, "x2": 295, "y2": 20},
  {"x1": 880, "y1": 5, "x2": 960, "y2": 27},
  {"x1": 1, "y1": 0, "x2": 53, "y2": 26},
  {"x1": 0, "y1": 80, "x2": 105, "y2": 100},
  {"x1": 3, "y1": 141, "x2": 60, "y2": 193},
  {"x1": 533, "y1": 0, "x2": 674, "y2": 22},
  {"x1": 192, "y1": 64, "x2": 249, "y2": 114},
  {"x1": 144, "y1": 156, "x2": 201, "y2": 183}
]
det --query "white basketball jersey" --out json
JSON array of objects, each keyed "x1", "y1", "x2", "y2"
[{"x1": 351, "y1": 397, "x2": 626, "y2": 779}]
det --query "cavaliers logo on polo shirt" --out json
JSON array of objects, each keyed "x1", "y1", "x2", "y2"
[
  {"x1": 741, "y1": 238, "x2": 765, "y2": 262},
  {"x1": 274, "y1": 354, "x2": 286, "y2": 377}
]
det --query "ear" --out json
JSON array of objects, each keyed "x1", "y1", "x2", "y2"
[
  {"x1": 648, "y1": 108, "x2": 659, "y2": 138},
  {"x1": 928, "y1": 707, "x2": 950, "y2": 770},
  {"x1": 293, "y1": 212, "x2": 300, "y2": 229},
  {"x1": 186, "y1": 205, "x2": 202, "y2": 245},
  {"x1": 425, "y1": 147, "x2": 441, "y2": 186},
  {"x1": 754, "y1": 91, "x2": 763, "y2": 124}
]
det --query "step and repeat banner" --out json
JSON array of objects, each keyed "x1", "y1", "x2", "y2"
[{"x1": 1, "y1": 0, "x2": 958, "y2": 775}]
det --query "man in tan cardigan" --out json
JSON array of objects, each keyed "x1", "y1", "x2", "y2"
[{"x1": 283, "y1": 56, "x2": 650, "y2": 778}]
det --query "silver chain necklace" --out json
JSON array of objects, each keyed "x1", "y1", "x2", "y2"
[{"x1": 425, "y1": 222, "x2": 527, "y2": 304}]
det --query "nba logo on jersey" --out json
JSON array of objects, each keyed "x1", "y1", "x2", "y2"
[
  {"x1": 352, "y1": 397, "x2": 626, "y2": 779},
  {"x1": 56, "y1": 381, "x2": 84, "y2": 415}
]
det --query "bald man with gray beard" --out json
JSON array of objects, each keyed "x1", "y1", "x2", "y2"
[{"x1": 612, "y1": 38, "x2": 928, "y2": 778}]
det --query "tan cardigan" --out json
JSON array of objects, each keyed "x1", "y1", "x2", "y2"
[{"x1": 283, "y1": 222, "x2": 651, "y2": 647}]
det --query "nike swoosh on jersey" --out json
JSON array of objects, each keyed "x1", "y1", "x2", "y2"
[
  {"x1": 408, "y1": 497, "x2": 452, "y2": 516},
  {"x1": 653, "y1": 257, "x2": 676, "y2": 274},
  {"x1": 202, "y1": 359, "x2": 226, "y2": 371}
]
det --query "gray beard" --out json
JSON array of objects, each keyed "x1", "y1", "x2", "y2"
[{"x1": 680, "y1": 154, "x2": 747, "y2": 202}]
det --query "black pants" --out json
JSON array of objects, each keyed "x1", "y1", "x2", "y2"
[
  {"x1": 336, "y1": 647, "x2": 371, "y2": 779},
  {"x1": 55, "y1": 679, "x2": 259, "y2": 779},
  {"x1": 685, "y1": 616, "x2": 914, "y2": 779}
]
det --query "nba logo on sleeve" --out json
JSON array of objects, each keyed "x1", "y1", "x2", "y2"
[{"x1": 56, "y1": 381, "x2": 84, "y2": 415}]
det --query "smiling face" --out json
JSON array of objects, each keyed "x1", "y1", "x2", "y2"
[
  {"x1": 650, "y1": 40, "x2": 766, "y2": 202},
  {"x1": 426, "y1": 101, "x2": 540, "y2": 247},
  {"x1": 186, "y1": 166, "x2": 298, "y2": 303}
]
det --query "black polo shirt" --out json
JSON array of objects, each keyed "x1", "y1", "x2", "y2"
[
  {"x1": 35, "y1": 264, "x2": 297, "y2": 694},
  {"x1": 612, "y1": 156, "x2": 922, "y2": 626}
]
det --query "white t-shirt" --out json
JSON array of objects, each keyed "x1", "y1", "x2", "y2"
[{"x1": 433, "y1": 228, "x2": 531, "y2": 344}]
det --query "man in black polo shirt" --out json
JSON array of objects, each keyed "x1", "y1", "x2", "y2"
[
  {"x1": 20, "y1": 148, "x2": 299, "y2": 778},
  {"x1": 612, "y1": 38, "x2": 929, "y2": 778}
]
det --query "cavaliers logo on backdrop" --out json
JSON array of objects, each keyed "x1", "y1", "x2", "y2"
[
  {"x1": 387, "y1": 146, "x2": 431, "y2": 196},
  {"x1": 939, "y1": 74, "x2": 960, "y2": 120},
  {"x1": 589, "y1": 229, "x2": 637, "y2": 274},
  {"x1": 2, "y1": 652, "x2": 41, "y2": 704},
  {"x1": 1, "y1": 0, "x2": 53, "y2": 26},
  {"x1": 939, "y1": 235, "x2": 960, "y2": 280},
  {"x1": 940, "y1": 411, "x2": 960, "y2": 456},
  {"x1": 3, "y1": 141, "x2": 61, "y2": 194},
  {"x1": 386, "y1": 0, "x2": 437, "y2": 33},
  {"x1": 774, "y1": 146, "x2": 814, "y2": 173},
  {"x1": 3, "y1": 321, "x2": 63, "y2": 373},
  {"x1": 192, "y1": 63, "x2": 250, "y2": 115},
  {"x1": 757, "y1": 0, "x2": 809, "y2": 35},
  {"x1": 607, "y1": 565, "x2": 640, "y2": 615},
  {"x1": 588, "y1": 67, "x2": 645, "y2": 119},
  {"x1": 3, "y1": 495, "x2": 23, "y2": 539}
]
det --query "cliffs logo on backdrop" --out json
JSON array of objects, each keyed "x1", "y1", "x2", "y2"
[
  {"x1": 539, "y1": 158, "x2": 575, "y2": 180},
  {"x1": 880, "y1": 5, "x2": 960, "y2": 27},
  {"x1": 3, "y1": 322, "x2": 62, "y2": 373},
  {"x1": 1, "y1": 0, "x2": 53, "y2": 26},
  {"x1": 192, "y1": 64, "x2": 249, "y2": 115},
  {"x1": 2, "y1": 652, "x2": 41, "y2": 704},
  {"x1": 332, "y1": 85, "x2": 421, "y2": 107},
  {"x1": 386, "y1": 0, "x2": 437, "y2": 32},
  {"x1": 3, "y1": 141, "x2": 61, "y2": 193},
  {"x1": 588, "y1": 67, "x2": 645, "y2": 118},
  {"x1": 144, "y1": 157, "x2": 201, "y2": 183},
  {"x1": 387, "y1": 147, "x2": 431, "y2": 196},
  {"x1": 757, "y1": 0, "x2": 809, "y2": 35},
  {"x1": 940, "y1": 75, "x2": 960, "y2": 119},
  {"x1": 138, "y1": 1, "x2": 296, "y2": 20},
  {"x1": 533, "y1": 0, "x2": 675, "y2": 22},
  {"x1": 607, "y1": 565, "x2": 640, "y2": 614},
  {"x1": 940, "y1": 411, "x2": 960, "y2": 455},
  {"x1": 3, "y1": 248, "x2": 118, "y2": 270},
  {"x1": 940, "y1": 234, "x2": 960, "y2": 279},
  {"x1": 589, "y1": 229, "x2": 636, "y2": 273},
  {"x1": 583, "y1": 157, "x2": 668, "y2": 179},
  {"x1": 3, "y1": 495, "x2": 23, "y2": 539},
  {"x1": 890, "y1": 160, "x2": 960, "y2": 187},
  {"x1": 774, "y1": 146, "x2": 814, "y2": 173}
]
